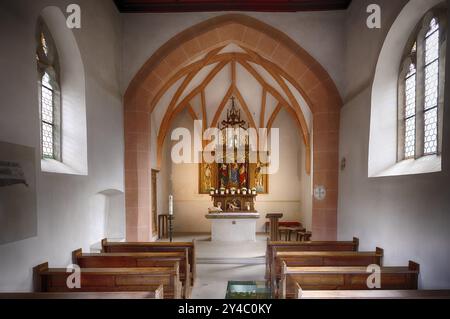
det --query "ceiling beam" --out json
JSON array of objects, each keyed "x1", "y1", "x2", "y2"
[
  {"x1": 187, "y1": 103, "x2": 198, "y2": 120},
  {"x1": 169, "y1": 60, "x2": 228, "y2": 121},
  {"x1": 233, "y1": 86, "x2": 257, "y2": 129},
  {"x1": 260, "y1": 88, "x2": 266, "y2": 128},
  {"x1": 267, "y1": 103, "x2": 282, "y2": 131},
  {"x1": 236, "y1": 59, "x2": 294, "y2": 115},
  {"x1": 231, "y1": 59, "x2": 236, "y2": 86},
  {"x1": 149, "y1": 45, "x2": 224, "y2": 113},
  {"x1": 156, "y1": 60, "x2": 228, "y2": 151},
  {"x1": 201, "y1": 90, "x2": 207, "y2": 131},
  {"x1": 114, "y1": 0, "x2": 352, "y2": 13},
  {"x1": 241, "y1": 48, "x2": 310, "y2": 146}
]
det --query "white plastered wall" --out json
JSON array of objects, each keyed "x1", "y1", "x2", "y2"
[
  {"x1": 339, "y1": 0, "x2": 450, "y2": 288},
  {"x1": 0, "y1": 0, "x2": 124, "y2": 291}
]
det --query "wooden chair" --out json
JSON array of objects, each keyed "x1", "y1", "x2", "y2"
[
  {"x1": 265, "y1": 221, "x2": 303, "y2": 234},
  {"x1": 278, "y1": 227, "x2": 291, "y2": 241},
  {"x1": 279, "y1": 226, "x2": 306, "y2": 241},
  {"x1": 296, "y1": 231, "x2": 312, "y2": 241}
]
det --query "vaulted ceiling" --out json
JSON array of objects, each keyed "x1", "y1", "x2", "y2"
[
  {"x1": 114, "y1": 0, "x2": 352, "y2": 13},
  {"x1": 153, "y1": 43, "x2": 312, "y2": 148}
]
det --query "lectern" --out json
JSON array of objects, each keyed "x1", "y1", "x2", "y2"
[{"x1": 266, "y1": 213, "x2": 283, "y2": 241}]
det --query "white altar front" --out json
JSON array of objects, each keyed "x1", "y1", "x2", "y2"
[{"x1": 205, "y1": 212, "x2": 260, "y2": 242}]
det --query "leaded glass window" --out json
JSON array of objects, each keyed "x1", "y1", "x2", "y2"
[
  {"x1": 423, "y1": 18, "x2": 439, "y2": 155},
  {"x1": 41, "y1": 73, "x2": 54, "y2": 158},
  {"x1": 37, "y1": 19, "x2": 61, "y2": 160},
  {"x1": 404, "y1": 62, "x2": 416, "y2": 159},
  {"x1": 398, "y1": 10, "x2": 446, "y2": 161}
]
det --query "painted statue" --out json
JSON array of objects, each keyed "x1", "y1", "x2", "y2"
[
  {"x1": 255, "y1": 162, "x2": 264, "y2": 192},
  {"x1": 239, "y1": 163, "x2": 247, "y2": 188},
  {"x1": 229, "y1": 163, "x2": 239, "y2": 187},
  {"x1": 203, "y1": 163, "x2": 212, "y2": 191},
  {"x1": 219, "y1": 163, "x2": 228, "y2": 188}
]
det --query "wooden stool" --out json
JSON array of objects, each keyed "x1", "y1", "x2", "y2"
[
  {"x1": 296, "y1": 231, "x2": 305, "y2": 241},
  {"x1": 303, "y1": 231, "x2": 312, "y2": 241},
  {"x1": 296, "y1": 231, "x2": 312, "y2": 241},
  {"x1": 283, "y1": 226, "x2": 305, "y2": 241},
  {"x1": 278, "y1": 227, "x2": 290, "y2": 241},
  {"x1": 158, "y1": 214, "x2": 169, "y2": 239}
]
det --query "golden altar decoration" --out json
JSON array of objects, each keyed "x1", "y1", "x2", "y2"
[{"x1": 199, "y1": 96, "x2": 268, "y2": 195}]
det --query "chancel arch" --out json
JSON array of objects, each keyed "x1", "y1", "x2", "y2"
[{"x1": 124, "y1": 14, "x2": 342, "y2": 241}]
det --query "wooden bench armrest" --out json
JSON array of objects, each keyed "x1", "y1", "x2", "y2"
[
  {"x1": 72, "y1": 248, "x2": 82, "y2": 264},
  {"x1": 101, "y1": 238, "x2": 107, "y2": 252},
  {"x1": 353, "y1": 237, "x2": 359, "y2": 251},
  {"x1": 33, "y1": 262, "x2": 49, "y2": 292},
  {"x1": 409, "y1": 261, "x2": 420, "y2": 272}
]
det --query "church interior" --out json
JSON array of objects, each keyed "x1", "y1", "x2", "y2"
[{"x1": 1, "y1": 0, "x2": 450, "y2": 300}]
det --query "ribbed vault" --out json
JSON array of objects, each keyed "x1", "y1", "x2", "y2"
[{"x1": 152, "y1": 43, "x2": 313, "y2": 172}]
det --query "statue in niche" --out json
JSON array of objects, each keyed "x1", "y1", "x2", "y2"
[
  {"x1": 239, "y1": 163, "x2": 247, "y2": 188},
  {"x1": 254, "y1": 162, "x2": 263, "y2": 192},
  {"x1": 219, "y1": 163, "x2": 228, "y2": 188},
  {"x1": 249, "y1": 161, "x2": 268, "y2": 194},
  {"x1": 199, "y1": 161, "x2": 217, "y2": 194},
  {"x1": 229, "y1": 163, "x2": 239, "y2": 188},
  {"x1": 203, "y1": 163, "x2": 212, "y2": 191}
]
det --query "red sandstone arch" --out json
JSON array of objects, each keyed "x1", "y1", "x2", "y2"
[{"x1": 124, "y1": 14, "x2": 341, "y2": 242}]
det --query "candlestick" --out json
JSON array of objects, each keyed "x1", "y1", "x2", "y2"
[
  {"x1": 169, "y1": 194, "x2": 173, "y2": 216},
  {"x1": 168, "y1": 214, "x2": 174, "y2": 243}
]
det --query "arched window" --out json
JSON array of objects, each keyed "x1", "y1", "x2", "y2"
[
  {"x1": 36, "y1": 18, "x2": 61, "y2": 160},
  {"x1": 398, "y1": 8, "x2": 447, "y2": 161}
]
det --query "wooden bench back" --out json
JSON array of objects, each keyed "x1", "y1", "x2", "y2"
[
  {"x1": 294, "y1": 284, "x2": 450, "y2": 299},
  {"x1": 33, "y1": 262, "x2": 182, "y2": 299},
  {"x1": 72, "y1": 249, "x2": 190, "y2": 298},
  {"x1": 280, "y1": 261, "x2": 420, "y2": 299},
  {"x1": 272, "y1": 247, "x2": 383, "y2": 296},
  {"x1": 101, "y1": 239, "x2": 196, "y2": 285},
  {"x1": 0, "y1": 290, "x2": 164, "y2": 299},
  {"x1": 266, "y1": 237, "x2": 359, "y2": 283}
]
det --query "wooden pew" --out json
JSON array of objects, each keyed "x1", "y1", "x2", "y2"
[
  {"x1": 266, "y1": 237, "x2": 359, "y2": 284},
  {"x1": 272, "y1": 248, "x2": 384, "y2": 296},
  {"x1": 101, "y1": 238, "x2": 196, "y2": 285},
  {"x1": 294, "y1": 283, "x2": 450, "y2": 299},
  {"x1": 72, "y1": 249, "x2": 191, "y2": 298},
  {"x1": 33, "y1": 262, "x2": 182, "y2": 299},
  {"x1": 280, "y1": 261, "x2": 420, "y2": 299},
  {"x1": 0, "y1": 290, "x2": 164, "y2": 299}
]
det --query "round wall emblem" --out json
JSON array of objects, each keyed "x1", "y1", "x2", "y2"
[{"x1": 313, "y1": 185, "x2": 326, "y2": 201}]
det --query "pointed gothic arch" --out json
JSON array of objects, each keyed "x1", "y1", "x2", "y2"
[{"x1": 124, "y1": 14, "x2": 342, "y2": 241}]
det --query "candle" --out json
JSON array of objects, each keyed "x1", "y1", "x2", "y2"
[{"x1": 169, "y1": 195, "x2": 173, "y2": 215}]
